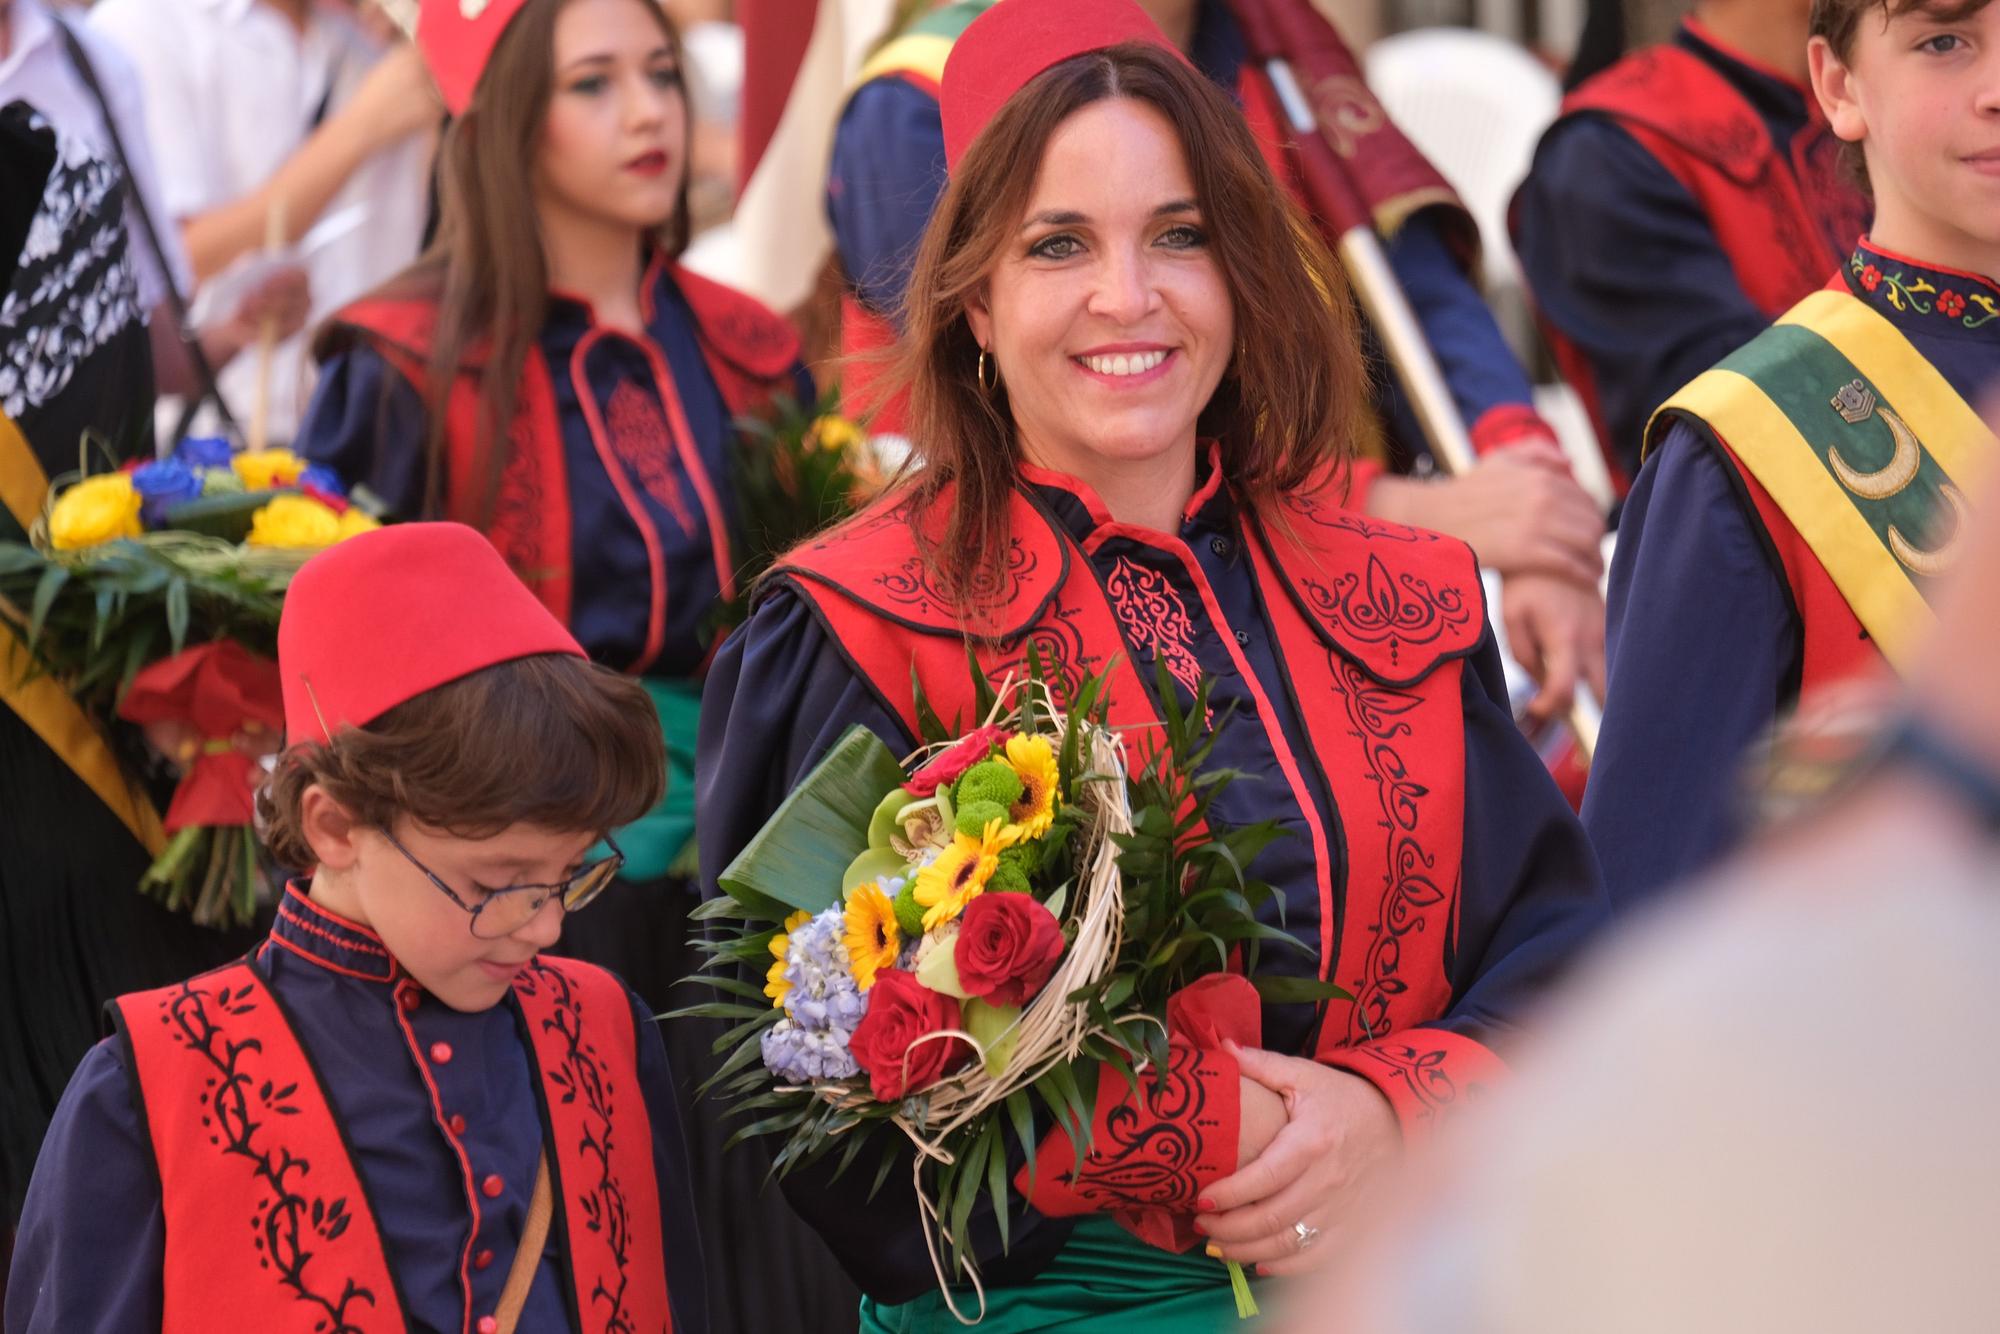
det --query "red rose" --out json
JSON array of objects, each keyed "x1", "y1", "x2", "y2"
[
  {"x1": 954, "y1": 892, "x2": 1064, "y2": 1007},
  {"x1": 849, "y1": 969, "x2": 970, "y2": 1101},
  {"x1": 905, "y1": 724, "x2": 1010, "y2": 798}
]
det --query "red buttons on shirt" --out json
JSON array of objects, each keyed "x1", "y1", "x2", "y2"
[
  {"x1": 481, "y1": 1174, "x2": 504, "y2": 1198},
  {"x1": 397, "y1": 988, "x2": 420, "y2": 1013},
  {"x1": 447, "y1": 1114, "x2": 467, "y2": 1137},
  {"x1": 474, "y1": 1249, "x2": 495, "y2": 1270},
  {"x1": 429, "y1": 1041, "x2": 453, "y2": 1065},
  {"x1": 476, "y1": 1317, "x2": 499, "y2": 1334}
]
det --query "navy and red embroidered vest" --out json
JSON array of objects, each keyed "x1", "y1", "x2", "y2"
[
  {"x1": 323, "y1": 259, "x2": 800, "y2": 630},
  {"x1": 111, "y1": 955, "x2": 671, "y2": 1334},
  {"x1": 1550, "y1": 40, "x2": 1867, "y2": 485},
  {"x1": 772, "y1": 480, "x2": 1507, "y2": 1131}
]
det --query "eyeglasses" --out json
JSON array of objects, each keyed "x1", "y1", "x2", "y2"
[{"x1": 379, "y1": 828, "x2": 624, "y2": 939}]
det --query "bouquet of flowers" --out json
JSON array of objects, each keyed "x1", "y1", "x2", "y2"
[
  {"x1": 683, "y1": 660, "x2": 1341, "y2": 1320},
  {"x1": 0, "y1": 438, "x2": 381, "y2": 924}
]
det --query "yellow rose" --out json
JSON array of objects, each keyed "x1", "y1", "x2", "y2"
[
  {"x1": 231, "y1": 448, "x2": 307, "y2": 491},
  {"x1": 48, "y1": 473, "x2": 143, "y2": 550},
  {"x1": 334, "y1": 507, "x2": 381, "y2": 541},
  {"x1": 246, "y1": 494, "x2": 343, "y2": 549},
  {"x1": 809, "y1": 414, "x2": 862, "y2": 454}
]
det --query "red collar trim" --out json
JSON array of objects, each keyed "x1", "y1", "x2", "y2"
[
  {"x1": 1017, "y1": 441, "x2": 1225, "y2": 536},
  {"x1": 1856, "y1": 236, "x2": 2000, "y2": 299},
  {"x1": 269, "y1": 884, "x2": 399, "y2": 983},
  {"x1": 546, "y1": 247, "x2": 671, "y2": 329}
]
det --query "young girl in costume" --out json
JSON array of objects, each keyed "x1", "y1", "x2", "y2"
[
  {"x1": 8, "y1": 522, "x2": 706, "y2": 1333},
  {"x1": 1582, "y1": 0, "x2": 2000, "y2": 906},
  {"x1": 291, "y1": 4, "x2": 839, "y2": 1326}
]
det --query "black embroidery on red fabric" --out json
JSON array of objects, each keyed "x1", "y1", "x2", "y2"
[
  {"x1": 1301, "y1": 554, "x2": 1473, "y2": 670},
  {"x1": 1104, "y1": 556, "x2": 1204, "y2": 704},
  {"x1": 986, "y1": 603, "x2": 1098, "y2": 702},
  {"x1": 1324, "y1": 657, "x2": 1451, "y2": 1045},
  {"x1": 876, "y1": 538, "x2": 1039, "y2": 620},
  {"x1": 1283, "y1": 492, "x2": 1424, "y2": 540},
  {"x1": 1066, "y1": 1045, "x2": 1219, "y2": 1209},
  {"x1": 519, "y1": 962, "x2": 637, "y2": 1334},
  {"x1": 606, "y1": 380, "x2": 698, "y2": 537},
  {"x1": 156, "y1": 977, "x2": 381, "y2": 1333},
  {"x1": 1344, "y1": 1040, "x2": 1473, "y2": 1125}
]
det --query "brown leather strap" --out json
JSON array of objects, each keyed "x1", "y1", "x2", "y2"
[{"x1": 494, "y1": 1152, "x2": 553, "y2": 1334}]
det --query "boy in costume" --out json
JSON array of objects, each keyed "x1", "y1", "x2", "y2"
[
  {"x1": 1513, "y1": 0, "x2": 1872, "y2": 488},
  {"x1": 1581, "y1": 0, "x2": 1999, "y2": 905},
  {"x1": 6, "y1": 523, "x2": 706, "y2": 1334}
]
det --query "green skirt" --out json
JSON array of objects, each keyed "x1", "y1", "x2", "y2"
[{"x1": 859, "y1": 1216, "x2": 1265, "y2": 1334}]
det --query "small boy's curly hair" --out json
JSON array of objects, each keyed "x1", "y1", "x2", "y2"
[{"x1": 258, "y1": 653, "x2": 665, "y2": 868}]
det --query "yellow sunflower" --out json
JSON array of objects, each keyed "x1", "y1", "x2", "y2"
[
  {"x1": 1002, "y1": 734, "x2": 1060, "y2": 841},
  {"x1": 843, "y1": 881, "x2": 901, "y2": 991},
  {"x1": 913, "y1": 821, "x2": 1007, "y2": 932},
  {"x1": 765, "y1": 910, "x2": 811, "y2": 1009}
]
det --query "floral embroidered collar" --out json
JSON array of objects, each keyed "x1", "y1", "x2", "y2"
[
  {"x1": 267, "y1": 883, "x2": 400, "y2": 983},
  {"x1": 1847, "y1": 238, "x2": 2000, "y2": 338}
]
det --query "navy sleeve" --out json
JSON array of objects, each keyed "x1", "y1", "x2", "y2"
[
  {"x1": 5, "y1": 1040, "x2": 163, "y2": 1334},
  {"x1": 1581, "y1": 421, "x2": 1800, "y2": 908},
  {"x1": 1513, "y1": 117, "x2": 1775, "y2": 478},
  {"x1": 629, "y1": 987, "x2": 709, "y2": 1334},
  {"x1": 824, "y1": 76, "x2": 948, "y2": 321},
  {"x1": 1439, "y1": 635, "x2": 1608, "y2": 1043},
  {"x1": 294, "y1": 344, "x2": 432, "y2": 521},
  {"x1": 1383, "y1": 208, "x2": 1543, "y2": 439}
]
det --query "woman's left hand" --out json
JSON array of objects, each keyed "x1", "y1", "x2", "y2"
[{"x1": 1195, "y1": 1042, "x2": 1400, "y2": 1276}]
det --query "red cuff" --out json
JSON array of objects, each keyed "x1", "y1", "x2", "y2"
[
  {"x1": 1318, "y1": 1027, "x2": 1508, "y2": 1144},
  {"x1": 1468, "y1": 403, "x2": 1561, "y2": 457},
  {"x1": 1016, "y1": 1042, "x2": 1240, "y2": 1251}
]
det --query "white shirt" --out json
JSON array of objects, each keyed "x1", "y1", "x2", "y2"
[
  {"x1": 89, "y1": 0, "x2": 431, "y2": 444},
  {"x1": 0, "y1": 0, "x2": 192, "y2": 310}
]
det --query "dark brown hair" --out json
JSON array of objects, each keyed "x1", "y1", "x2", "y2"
[
  {"x1": 879, "y1": 41, "x2": 1367, "y2": 596},
  {"x1": 257, "y1": 653, "x2": 665, "y2": 867},
  {"x1": 374, "y1": 0, "x2": 692, "y2": 523},
  {"x1": 1813, "y1": 0, "x2": 1994, "y2": 60}
]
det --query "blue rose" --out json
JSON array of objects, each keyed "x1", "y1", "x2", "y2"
[
  {"x1": 174, "y1": 436, "x2": 234, "y2": 471},
  {"x1": 131, "y1": 459, "x2": 206, "y2": 528},
  {"x1": 297, "y1": 463, "x2": 345, "y2": 498}
]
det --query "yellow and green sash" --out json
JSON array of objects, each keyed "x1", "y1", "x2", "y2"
[
  {"x1": 1649, "y1": 288, "x2": 1996, "y2": 674},
  {"x1": 0, "y1": 413, "x2": 165, "y2": 852},
  {"x1": 850, "y1": 0, "x2": 987, "y2": 96}
]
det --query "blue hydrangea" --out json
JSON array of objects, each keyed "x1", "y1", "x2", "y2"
[
  {"x1": 761, "y1": 906, "x2": 868, "y2": 1082},
  {"x1": 174, "y1": 436, "x2": 233, "y2": 471}
]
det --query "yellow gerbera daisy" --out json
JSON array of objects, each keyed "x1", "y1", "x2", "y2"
[
  {"x1": 843, "y1": 881, "x2": 901, "y2": 991},
  {"x1": 1002, "y1": 734, "x2": 1060, "y2": 841},
  {"x1": 765, "y1": 910, "x2": 811, "y2": 1009},
  {"x1": 913, "y1": 821, "x2": 1007, "y2": 932}
]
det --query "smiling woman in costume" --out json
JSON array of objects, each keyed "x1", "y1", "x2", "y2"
[{"x1": 696, "y1": 0, "x2": 1607, "y2": 1325}]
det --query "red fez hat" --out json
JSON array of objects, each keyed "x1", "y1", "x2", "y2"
[
  {"x1": 416, "y1": 0, "x2": 531, "y2": 116},
  {"x1": 278, "y1": 522, "x2": 585, "y2": 745},
  {"x1": 939, "y1": 0, "x2": 1183, "y2": 172}
]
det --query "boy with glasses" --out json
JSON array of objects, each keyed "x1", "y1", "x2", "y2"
[{"x1": 7, "y1": 523, "x2": 706, "y2": 1334}]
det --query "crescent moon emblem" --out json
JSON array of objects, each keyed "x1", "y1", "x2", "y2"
[
  {"x1": 1889, "y1": 484, "x2": 1969, "y2": 578},
  {"x1": 1828, "y1": 405, "x2": 1922, "y2": 500}
]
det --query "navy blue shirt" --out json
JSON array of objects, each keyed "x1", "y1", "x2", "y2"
[
  {"x1": 1513, "y1": 21, "x2": 1863, "y2": 480},
  {"x1": 696, "y1": 459, "x2": 1608, "y2": 1302},
  {"x1": 298, "y1": 260, "x2": 814, "y2": 678},
  {"x1": 5, "y1": 886, "x2": 708, "y2": 1334},
  {"x1": 1584, "y1": 240, "x2": 2000, "y2": 907},
  {"x1": 825, "y1": 0, "x2": 1547, "y2": 458}
]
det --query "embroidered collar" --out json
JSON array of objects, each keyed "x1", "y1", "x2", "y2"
[
  {"x1": 545, "y1": 247, "x2": 675, "y2": 337},
  {"x1": 1847, "y1": 238, "x2": 2000, "y2": 339},
  {"x1": 268, "y1": 884, "x2": 399, "y2": 983},
  {"x1": 1020, "y1": 441, "x2": 1236, "y2": 546}
]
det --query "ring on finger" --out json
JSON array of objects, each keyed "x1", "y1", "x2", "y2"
[{"x1": 1292, "y1": 1220, "x2": 1320, "y2": 1252}]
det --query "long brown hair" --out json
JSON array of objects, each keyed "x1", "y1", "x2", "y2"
[
  {"x1": 378, "y1": 0, "x2": 692, "y2": 523},
  {"x1": 883, "y1": 41, "x2": 1367, "y2": 596}
]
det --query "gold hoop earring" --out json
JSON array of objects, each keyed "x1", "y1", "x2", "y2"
[{"x1": 977, "y1": 347, "x2": 999, "y2": 393}]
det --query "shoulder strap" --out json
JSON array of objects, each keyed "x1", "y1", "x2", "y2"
[
  {"x1": 1650, "y1": 288, "x2": 1994, "y2": 673},
  {"x1": 54, "y1": 18, "x2": 237, "y2": 442}
]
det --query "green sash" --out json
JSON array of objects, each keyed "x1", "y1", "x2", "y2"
[
  {"x1": 603, "y1": 675, "x2": 703, "y2": 883},
  {"x1": 1649, "y1": 288, "x2": 1996, "y2": 674}
]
